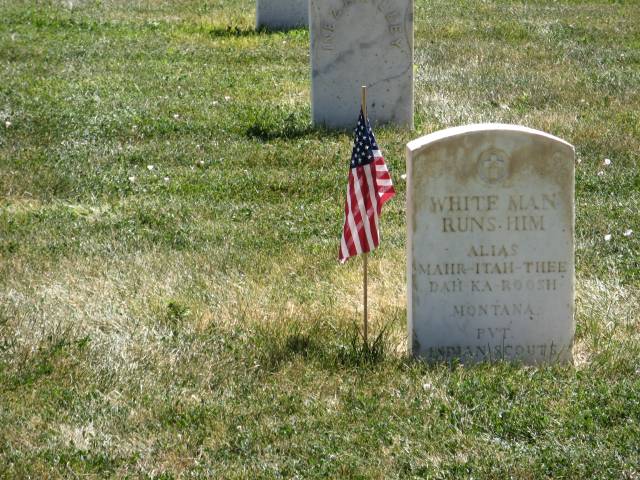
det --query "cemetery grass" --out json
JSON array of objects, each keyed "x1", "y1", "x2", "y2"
[{"x1": 1, "y1": 0, "x2": 639, "y2": 477}]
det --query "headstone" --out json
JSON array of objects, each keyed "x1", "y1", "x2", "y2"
[
  {"x1": 406, "y1": 124, "x2": 575, "y2": 364},
  {"x1": 256, "y1": 0, "x2": 308, "y2": 30},
  {"x1": 310, "y1": 0, "x2": 413, "y2": 129}
]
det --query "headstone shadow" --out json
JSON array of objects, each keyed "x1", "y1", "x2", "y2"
[
  {"x1": 245, "y1": 122, "x2": 314, "y2": 141},
  {"x1": 208, "y1": 25, "x2": 269, "y2": 38},
  {"x1": 255, "y1": 324, "x2": 392, "y2": 373},
  {"x1": 244, "y1": 109, "x2": 314, "y2": 141}
]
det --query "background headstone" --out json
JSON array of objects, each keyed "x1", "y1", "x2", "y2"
[
  {"x1": 406, "y1": 124, "x2": 575, "y2": 364},
  {"x1": 256, "y1": 0, "x2": 308, "y2": 30},
  {"x1": 310, "y1": 0, "x2": 413, "y2": 129}
]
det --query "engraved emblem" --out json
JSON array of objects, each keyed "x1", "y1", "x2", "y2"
[
  {"x1": 478, "y1": 149, "x2": 509, "y2": 184},
  {"x1": 552, "y1": 151, "x2": 565, "y2": 164}
]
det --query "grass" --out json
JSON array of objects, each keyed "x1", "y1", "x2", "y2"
[{"x1": 1, "y1": 0, "x2": 639, "y2": 477}]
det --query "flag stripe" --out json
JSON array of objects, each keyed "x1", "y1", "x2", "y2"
[
  {"x1": 363, "y1": 164, "x2": 380, "y2": 247},
  {"x1": 353, "y1": 168, "x2": 374, "y2": 252},
  {"x1": 349, "y1": 171, "x2": 367, "y2": 253},
  {"x1": 339, "y1": 108, "x2": 396, "y2": 263},
  {"x1": 346, "y1": 172, "x2": 362, "y2": 255}
]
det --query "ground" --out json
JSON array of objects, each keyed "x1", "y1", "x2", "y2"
[{"x1": 0, "y1": 0, "x2": 639, "y2": 478}]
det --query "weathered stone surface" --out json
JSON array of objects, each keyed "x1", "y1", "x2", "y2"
[
  {"x1": 256, "y1": 0, "x2": 308, "y2": 30},
  {"x1": 406, "y1": 124, "x2": 575, "y2": 364},
  {"x1": 310, "y1": 0, "x2": 413, "y2": 129}
]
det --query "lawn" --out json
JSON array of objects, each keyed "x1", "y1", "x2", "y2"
[{"x1": 1, "y1": 0, "x2": 639, "y2": 478}]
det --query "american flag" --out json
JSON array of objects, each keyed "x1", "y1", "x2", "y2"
[{"x1": 339, "y1": 108, "x2": 395, "y2": 263}]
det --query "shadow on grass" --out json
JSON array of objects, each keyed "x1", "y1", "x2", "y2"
[
  {"x1": 244, "y1": 107, "x2": 315, "y2": 141},
  {"x1": 240, "y1": 104, "x2": 360, "y2": 141},
  {"x1": 2, "y1": 334, "x2": 90, "y2": 391},
  {"x1": 255, "y1": 322, "x2": 391, "y2": 372},
  {"x1": 209, "y1": 25, "x2": 300, "y2": 38},
  {"x1": 246, "y1": 121, "x2": 314, "y2": 141},
  {"x1": 208, "y1": 25, "x2": 262, "y2": 38}
]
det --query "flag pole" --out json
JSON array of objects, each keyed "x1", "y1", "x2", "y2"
[{"x1": 361, "y1": 85, "x2": 369, "y2": 347}]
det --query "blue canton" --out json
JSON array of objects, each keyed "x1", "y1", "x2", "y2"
[{"x1": 350, "y1": 110, "x2": 379, "y2": 168}]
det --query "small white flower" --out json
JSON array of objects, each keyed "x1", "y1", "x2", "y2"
[
  {"x1": 4, "y1": 121, "x2": 11, "y2": 128},
  {"x1": 173, "y1": 114, "x2": 179, "y2": 120},
  {"x1": 604, "y1": 234, "x2": 612, "y2": 242},
  {"x1": 401, "y1": 174, "x2": 407, "y2": 181},
  {"x1": 500, "y1": 104, "x2": 510, "y2": 111},
  {"x1": 196, "y1": 144, "x2": 201, "y2": 149},
  {"x1": 224, "y1": 96, "x2": 231, "y2": 101},
  {"x1": 597, "y1": 170, "x2": 604, "y2": 177},
  {"x1": 163, "y1": 176, "x2": 170, "y2": 182},
  {"x1": 128, "y1": 176, "x2": 136, "y2": 182},
  {"x1": 576, "y1": 157, "x2": 582, "y2": 164},
  {"x1": 212, "y1": 101, "x2": 219, "y2": 106},
  {"x1": 422, "y1": 382, "x2": 432, "y2": 391},
  {"x1": 603, "y1": 158, "x2": 611, "y2": 166},
  {"x1": 198, "y1": 160, "x2": 205, "y2": 166},
  {"x1": 623, "y1": 229, "x2": 633, "y2": 237},
  {"x1": 147, "y1": 165, "x2": 154, "y2": 171}
]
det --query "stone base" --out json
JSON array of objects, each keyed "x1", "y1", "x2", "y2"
[{"x1": 256, "y1": 0, "x2": 308, "y2": 30}]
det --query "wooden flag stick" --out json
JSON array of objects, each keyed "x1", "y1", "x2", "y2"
[{"x1": 361, "y1": 85, "x2": 369, "y2": 347}]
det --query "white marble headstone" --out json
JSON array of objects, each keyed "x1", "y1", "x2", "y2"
[
  {"x1": 407, "y1": 125, "x2": 575, "y2": 364},
  {"x1": 310, "y1": 0, "x2": 413, "y2": 129},
  {"x1": 256, "y1": 0, "x2": 308, "y2": 30}
]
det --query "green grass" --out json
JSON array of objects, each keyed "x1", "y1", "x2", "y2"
[{"x1": 1, "y1": 0, "x2": 639, "y2": 478}]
